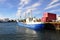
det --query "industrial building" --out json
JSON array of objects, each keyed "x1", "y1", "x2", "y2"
[
  {"x1": 41, "y1": 12, "x2": 56, "y2": 22},
  {"x1": 0, "y1": 18, "x2": 9, "y2": 22}
]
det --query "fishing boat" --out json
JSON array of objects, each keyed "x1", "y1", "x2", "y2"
[
  {"x1": 17, "y1": 17, "x2": 45, "y2": 30},
  {"x1": 17, "y1": 10, "x2": 45, "y2": 31}
]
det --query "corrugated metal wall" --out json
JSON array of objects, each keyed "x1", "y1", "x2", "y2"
[{"x1": 41, "y1": 12, "x2": 56, "y2": 22}]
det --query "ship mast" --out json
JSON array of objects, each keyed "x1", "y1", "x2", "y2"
[
  {"x1": 30, "y1": 9, "x2": 32, "y2": 18},
  {"x1": 25, "y1": 9, "x2": 33, "y2": 19},
  {"x1": 25, "y1": 12, "x2": 26, "y2": 19}
]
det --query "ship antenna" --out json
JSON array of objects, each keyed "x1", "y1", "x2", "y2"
[
  {"x1": 25, "y1": 12, "x2": 26, "y2": 19},
  {"x1": 30, "y1": 9, "x2": 32, "y2": 18}
]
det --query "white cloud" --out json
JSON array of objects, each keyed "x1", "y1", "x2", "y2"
[
  {"x1": 16, "y1": 0, "x2": 41, "y2": 17},
  {"x1": 22, "y1": 2, "x2": 41, "y2": 17},
  {"x1": 25, "y1": 2, "x2": 41, "y2": 9},
  {"x1": 49, "y1": 9, "x2": 60, "y2": 12},
  {"x1": 26, "y1": 8, "x2": 37, "y2": 14},
  {"x1": 19, "y1": 1, "x2": 40, "y2": 9},
  {"x1": 16, "y1": 0, "x2": 30, "y2": 17},
  {"x1": 16, "y1": 10, "x2": 22, "y2": 16},
  {"x1": 22, "y1": 9, "x2": 33, "y2": 18},
  {"x1": 26, "y1": 9, "x2": 32, "y2": 14},
  {"x1": 44, "y1": 3, "x2": 60, "y2": 10},
  {"x1": 48, "y1": 0, "x2": 59, "y2": 6},
  {"x1": 19, "y1": 0, "x2": 30, "y2": 8},
  {"x1": 44, "y1": 0, "x2": 60, "y2": 10},
  {"x1": 31, "y1": 3, "x2": 40, "y2": 8},
  {"x1": 20, "y1": 0, "x2": 30, "y2": 5}
]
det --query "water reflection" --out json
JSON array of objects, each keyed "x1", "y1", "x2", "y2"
[
  {"x1": 16, "y1": 26, "x2": 37, "y2": 35},
  {"x1": 16, "y1": 26, "x2": 60, "y2": 40},
  {"x1": 0, "y1": 22, "x2": 60, "y2": 40}
]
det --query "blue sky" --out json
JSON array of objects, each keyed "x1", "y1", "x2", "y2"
[{"x1": 0, "y1": 0, "x2": 60, "y2": 19}]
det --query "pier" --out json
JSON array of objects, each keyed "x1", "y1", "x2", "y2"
[{"x1": 44, "y1": 22, "x2": 60, "y2": 30}]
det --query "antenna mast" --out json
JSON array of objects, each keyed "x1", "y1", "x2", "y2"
[{"x1": 30, "y1": 9, "x2": 32, "y2": 18}]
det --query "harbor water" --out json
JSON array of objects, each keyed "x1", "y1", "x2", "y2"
[{"x1": 0, "y1": 22, "x2": 60, "y2": 40}]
